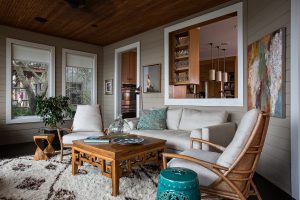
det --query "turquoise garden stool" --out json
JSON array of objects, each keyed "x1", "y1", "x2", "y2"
[{"x1": 157, "y1": 167, "x2": 200, "y2": 200}]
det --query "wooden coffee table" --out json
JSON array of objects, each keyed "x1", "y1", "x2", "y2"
[{"x1": 72, "y1": 135, "x2": 166, "y2": 196}]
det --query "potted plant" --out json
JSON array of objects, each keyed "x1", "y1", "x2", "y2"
[{"x1": 35, "y1": 95, "x2": 75, "y2": 150}]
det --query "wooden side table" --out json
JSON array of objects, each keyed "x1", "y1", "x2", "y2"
[{"x1": 33, "y1": 134, "x2": 55, "y2": 160}]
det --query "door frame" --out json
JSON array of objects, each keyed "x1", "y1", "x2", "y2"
[
  {"x1": 114, "y1": 42, "x2": 141, "y2": 119},
  {"x1": 291, "y1": 0, "x2": 300, "y2": 198}
]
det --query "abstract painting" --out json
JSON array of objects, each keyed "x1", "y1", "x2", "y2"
[
  {"x1": 248, "y1": 28, "x2": 286, "y2": 118},
  {"x1": 143, "y1": 64, "x2": 161, "y2": 93}
]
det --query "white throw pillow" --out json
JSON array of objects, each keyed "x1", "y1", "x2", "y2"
[
  {"x1": 216, "y1": 109, "x2": 259, "y2": 167},
  {"x1": 167, "y1": 108, "x2": 183, "y2": 130},
  {"x1": 178, "y1": 109, "x2": 228, "y2": 131},
  {"x1": 72, "y1": 105, "x2": 103, "y2": 132}
]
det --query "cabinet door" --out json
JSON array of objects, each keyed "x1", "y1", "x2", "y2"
[
  {"x1": 129, "y1": 52, "x2": 137, "y2": 84},
  {"x1": 121, "y1": 52, "x2": 130, "y2": 84},
  {"x1": 188, "y1": 28, "x2": 200, "y2": 84}
]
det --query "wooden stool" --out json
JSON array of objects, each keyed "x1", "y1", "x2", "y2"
[{"x1": 33, "y1": 134, "x2": 55, "y2": 160}]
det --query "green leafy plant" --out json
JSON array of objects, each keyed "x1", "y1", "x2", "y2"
[{"x1": 35, "y1": 95, "x2": 75, "y2": 128}]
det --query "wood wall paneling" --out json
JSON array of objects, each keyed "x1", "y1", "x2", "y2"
[
  {"x1": 247, "y1": 0, "x2": 291, "y2": 194},
  {"x1": 0, "y1": 0, "x2": 231, "y2": 46}
]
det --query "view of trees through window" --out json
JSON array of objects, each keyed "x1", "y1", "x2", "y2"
[
  {"x1": 11, "y1": 59, "x2": 48, "y2": 119},
  {"x1": 66, "y1": 66, "x2": 92, "y2": 105}
]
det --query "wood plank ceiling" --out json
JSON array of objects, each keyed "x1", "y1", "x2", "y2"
[{"x1": 0, "y1": 0, "x2": 231, "y2": 46}]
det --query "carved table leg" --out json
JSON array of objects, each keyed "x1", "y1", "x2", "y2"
[
  {"x1": 72, "y1": 148, "x2": 78, "y2": 175},
  {"x1": 158, "y1": 149, "x2": 164, "y2": 170},
  {"x1": 112, "y1": 160, "x2": 119, "y2": 196}
]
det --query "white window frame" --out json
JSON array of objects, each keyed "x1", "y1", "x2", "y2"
[
  {"x1": 164, "y1": 2, "x2": 244, "y2": 106},
  {"x1": 6, "y1": 38, "x2": 55, "y2": 124},
  {"x1": 62, "y1": 48, "x2": 97, "y2": 105}
]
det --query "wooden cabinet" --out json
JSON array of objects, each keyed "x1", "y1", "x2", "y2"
[
  {"x1": 121, "y1": 51, "x2": 136, "y2": 84},
  {"x1": 169, "y1": 85, "x2": 187, "y2": 98},
  {"x1": 169, "y1": 28, "x2": 200, "y2": 85},
  {"x1": 223, "y1": 72, "x2": 235, "y2": 98}
]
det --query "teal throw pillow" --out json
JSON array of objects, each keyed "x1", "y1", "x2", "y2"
[{"x1": 137, "y1": 108, "x2": 167, "y2": 130}]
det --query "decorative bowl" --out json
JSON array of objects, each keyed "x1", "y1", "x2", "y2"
[{"x1": 111, "y1": 137, "x2": 144, "y2": 145}]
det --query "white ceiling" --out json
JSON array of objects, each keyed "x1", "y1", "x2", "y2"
[{"x1": 199, "y1": 16, "x2": 237, "y2": 60}]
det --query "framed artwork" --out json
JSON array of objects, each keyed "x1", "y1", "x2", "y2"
[
  {"x1": 143, "y1": 64, "x2": 161, "y2": 93},
  {"x1": 105, "y1": 79, "x2": 113, "y2": 95},
  {"x1": 248, "y1": 27, "x2": 286, "y2": 118}
]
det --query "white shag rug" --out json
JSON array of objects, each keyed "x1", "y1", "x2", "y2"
[{"x1": 0, "y1": 154, "x2": 161, "y2": 200}]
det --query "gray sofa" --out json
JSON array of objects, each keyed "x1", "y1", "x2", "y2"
[{"x1": 126, "y1": 108, "x2": 236, "y2": 152}]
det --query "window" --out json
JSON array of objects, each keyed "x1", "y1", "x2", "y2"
[
  {"x1": 164, "y1": 2, "x2": 243, "y2": 106},
  {"x1": 62, "y1": 49, "x2": 97, "y2": 106},
  {"x1": 6, "y1": 38, "x2": 55, "y2": 123}
]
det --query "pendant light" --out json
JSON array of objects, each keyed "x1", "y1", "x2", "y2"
[
  {"x1": 222, "y1": 48, "x2": 228, "y2": 83},
  {"x1": 208, "y1": 43, "x2": 215, "y2": 81},
  {"x1": 216, "y1": 46, "x2": 222, "y2": 82}
]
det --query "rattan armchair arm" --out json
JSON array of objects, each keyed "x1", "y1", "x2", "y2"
[
  {"x1": 56, "y1": 128, "x2": 72, "y2": 150},
  {"x1": 190, "y1": 138, "x2": 226, "y2": 152},
  {"x1": 57, "y1": 127, "x2": 72, "y2": 133}
]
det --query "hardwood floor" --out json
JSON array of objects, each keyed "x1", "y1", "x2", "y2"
[
  {"x1": 0, "y1": 142, "x2": 294, "y2": 200},
  {"x1": 0, "y1": 142, "x2": 36, "y2": 159}
]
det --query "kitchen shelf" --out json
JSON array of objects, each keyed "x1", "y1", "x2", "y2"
[
  {"x1": 169, "y1": 28, "x2": 200, "y2": 86},
  {"x1": 174, "y1": 55, "x2": 189, "y2": 60},
  {"x1": 174, "y1": 67, "x2": 189, "y2": 71},
  {"x1": 175, "y1": 44, "x2": 189, "y2": 49}
]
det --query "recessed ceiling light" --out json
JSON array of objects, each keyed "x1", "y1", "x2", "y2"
[{"x1": 34, "y1": 17, "x2": 48, "y2": 23}]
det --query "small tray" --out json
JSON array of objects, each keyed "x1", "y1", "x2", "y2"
[{"x1": 111, "y1": 137, "x2": 144, "y2": 145}]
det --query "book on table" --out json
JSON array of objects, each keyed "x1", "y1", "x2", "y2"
[{"x1": 84, "y1": 136, "x2": 110, "y2": 143}]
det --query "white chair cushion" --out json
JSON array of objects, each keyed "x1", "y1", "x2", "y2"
[
  {"x1": 63, "y1": 132, "x2": 104, "y2": 144},
  {"x1": 216, "y1": 109, "x2": 259, "y2": 167},
  {"x1": 72, "y1": 105, "x2": 103, "y2": 132},
  {"x1": 129, "y1": 129, "x2": 200, "y2": 151},
  {"x1": 168, "y1": 149, "x2": 221, "y2": 186},
  {"x1": 166, "y1": 108, "x2": 183, "y2": 130},
  {"x1": 178, "y1": 109, "x2": 228, "y2": 131}
]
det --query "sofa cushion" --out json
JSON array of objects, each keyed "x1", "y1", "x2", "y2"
[
  {"x1": 63, "y1": 132, "x2": 104, "y2": 144},
  {"x1": 137, "y1": 108, "x2": 167, "y2": 130},
  {"x1": 72, "y1": 105, "x2": 103, "y2": 132},
  {"x1": 216, "y1": 109, "x2": 259, "y2": 167},
  {"x1": 167, "y1": 108, "x2": 183, "y2": 130},
  {"x1": 178, "y1": 109, "x2": 228, "y2": 131},
  {"x1": 124, "y1": 118, "x2": 139, "y2": 130},
  {"x1": 130, "y1": 129, "x2": 197, "y2": 151},
  {"x1": 168, "y1": 149, "x2": 220, "y2": 186}
]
